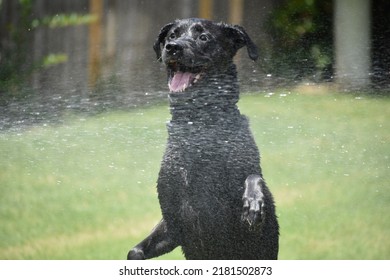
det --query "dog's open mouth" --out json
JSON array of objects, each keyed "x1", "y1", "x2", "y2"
[{"x1": 167, "y1": 62, "x2": 203, "y2": 93}]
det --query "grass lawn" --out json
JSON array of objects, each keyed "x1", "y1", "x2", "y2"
[{"x1": 0, "y1": 91, "x2": 389, "y2": 259}]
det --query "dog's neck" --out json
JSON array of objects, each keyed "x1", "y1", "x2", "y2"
[{"x1": 168, "y1": 64, "x2": 241, "y2": 125}]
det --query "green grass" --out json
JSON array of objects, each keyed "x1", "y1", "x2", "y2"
[{"x1": 0, "y1": 92, "x2": 389, "y2": 259}]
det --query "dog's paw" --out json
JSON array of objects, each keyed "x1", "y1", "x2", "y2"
[
  {"x1": 127, "y1": 247, "x2": 145, "y2": 260},
  {"x1": 241, "y1": 175, "x2": 265, "y2": 228}
]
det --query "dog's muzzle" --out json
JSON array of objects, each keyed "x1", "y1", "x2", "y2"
[{"x1": 164, "y1": 42, "x2": 205, "y2": 93}]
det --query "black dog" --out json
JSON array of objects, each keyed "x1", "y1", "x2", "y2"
[{"x1": 127, "y1": 18, "x2": 279, "y2": 260}]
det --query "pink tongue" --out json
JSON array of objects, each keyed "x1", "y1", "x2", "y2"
[{"x1": 169, "y1": 72, "x2": 195, "y2": 92}]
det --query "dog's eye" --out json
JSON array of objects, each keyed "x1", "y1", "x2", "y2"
[
  {"x1": 169, "y1": 33, "x2": 176, "y2": 40},
  {"x1": 199, "y1": 34, "x2": 208, "y2": 41}
]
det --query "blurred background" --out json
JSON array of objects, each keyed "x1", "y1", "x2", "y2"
[
  {"x1": 0, "y1": 0, "x2": 389, "y2": 260},
  {"x1": 1, "y1": 0, "x2": 389, "y2": 129}
]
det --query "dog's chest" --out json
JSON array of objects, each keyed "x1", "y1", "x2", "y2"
[
  {"x1": 169, "y1": 123, "x2": 231, "y2": 162},
  {"x1": 163, "y1": 122, "x2": 234, "y2": 190},
  {"x1": 158, "y1": 120, "x2": 247, "y2": 239}
]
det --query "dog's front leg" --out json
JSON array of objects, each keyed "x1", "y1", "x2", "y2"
[
  {"x1": 241, "y1": 174, "x2": 266, "y2": 228},
  {"x1": 127, "y1": 219, "x2": 178, "y2": 259}
]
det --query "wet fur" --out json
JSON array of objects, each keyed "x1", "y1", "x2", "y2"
[{"x1": 127, "y1": 18, "x2": 279, "y2": 260}]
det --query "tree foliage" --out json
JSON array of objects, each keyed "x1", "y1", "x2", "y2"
[
  {"x1": 0, "y1": 0, "x2": 96, "y2": 99},
  {"x1": 265, "y1": 0, "x2": 333, "y2": 82}
]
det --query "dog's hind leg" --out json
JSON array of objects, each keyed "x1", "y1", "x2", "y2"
[
  {"x1": 241, "y1": 174, "x2": 266, "y2": 228},
  {"x1": 127, "y1": 219, "x2": 178, "y2": 259}
]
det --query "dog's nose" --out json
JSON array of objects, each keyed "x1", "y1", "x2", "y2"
[{"x1": 165, "y1": 42, "x2": 183, "y2": 56}]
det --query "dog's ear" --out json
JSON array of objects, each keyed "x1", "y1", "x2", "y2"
[
  {"x1": 153, "y1": 22, "x2": 175, "y2": 61},
  {"x1": 221, "y1": 24, "x2": 259, "y2": 61}
]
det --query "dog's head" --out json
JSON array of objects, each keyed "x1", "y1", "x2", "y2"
[{"x1": 153, "y1": 18, "x2": 258, "y2": 93}]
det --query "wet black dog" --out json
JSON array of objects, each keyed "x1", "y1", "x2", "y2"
[{"x1": 127, "y1": 18, "x2": 279, "y2": 260}]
